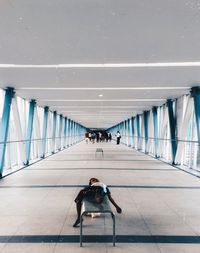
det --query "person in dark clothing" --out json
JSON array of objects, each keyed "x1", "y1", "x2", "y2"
[
  {"x1": 73, "y1": 177, "x2": 122, "y2": 227},
  {"x1": 116, "y1": 131, "x2": 121, "y2": 145},
  {"x1": 108, "y1": 132, "x2": 112, "y2": 142}
]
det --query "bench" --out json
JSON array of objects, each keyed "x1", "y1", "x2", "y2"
[
  {"x1": 80, "y1": 196, "x2": 115, "y2": 247},
  {"x1": 95, "y1": 148, "x2": 104, "y2": 158}
]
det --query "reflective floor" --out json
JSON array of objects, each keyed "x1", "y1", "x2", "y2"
[{"x1": 0, "y1": 141, "x2": 200, "y2": 252}]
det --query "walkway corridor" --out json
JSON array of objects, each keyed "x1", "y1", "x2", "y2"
[{"x1": 0, "y1": 141, "x2": 200, "y2": 252}]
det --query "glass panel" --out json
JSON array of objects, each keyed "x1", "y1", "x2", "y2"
[
  {"x1": 3, "y1": 95, "x2": 28, "y2": 176},
  {"x1": 4, "y1": 105, "x2": 17, "y2": 174},
  {"x1": 29, "y1": 106, "x2": 43, "y2": 162},
  {"x1": 0, "y1": 88, "x2": 5, "y2": 120}
]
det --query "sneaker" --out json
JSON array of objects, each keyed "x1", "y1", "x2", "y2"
[{"x1": 73, "y1": 219, "x2": 80, "y2": 227}]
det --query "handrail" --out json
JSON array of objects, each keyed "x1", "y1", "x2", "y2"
[
  {"x1": 0, "y1": 134, "x2": 83, "y2": 145},
  {"x1": 121, "y1": 135, "x2": 200, "y2": 144}
]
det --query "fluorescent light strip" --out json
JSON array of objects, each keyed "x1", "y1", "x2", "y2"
[
  {"x1": 60, "y1": 110, "x2": 142, "y2": 112},
  {"x1": 52, "y1": 106, "x2": 146, "y2": 108},
  {"x1": 18, "y1": 86, "x2": 189, "y2": 90},
  {"x1": 1, "y1": 62, "x2": 200, "y2": 68},
  {"x1": 60, "y1": 111, "x2": 87, "y2": 113},
  {"x1": 42, "y1": 99, "x2": 165, "y2": 102},
  {"x1": 99, "y1": 111, "x2": 139, "y2": 113},
  {"x1": 61, "y1": 111, "x2": 141, "y2": 113},
  {"x1": 64, "y1": 113, "x2": 130, "y2": 115}
]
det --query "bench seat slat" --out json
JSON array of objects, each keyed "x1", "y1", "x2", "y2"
[{"x1": 82, "y1": 196, "x2": 112, "y2": 213}]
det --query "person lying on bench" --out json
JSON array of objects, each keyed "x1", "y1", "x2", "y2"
[{"x1": 73, "y1": 177, "x2": 122, "y2": 227}]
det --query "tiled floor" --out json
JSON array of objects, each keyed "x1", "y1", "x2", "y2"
[{"x1": 0, "y1": 141, "x2": 200, "y2": 252}]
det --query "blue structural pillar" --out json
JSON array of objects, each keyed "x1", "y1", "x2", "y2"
[
  {"x1": 0, "y1": 87, "x2": 15, "y2": 178},
  {"x1": 152, "y1": 107, "x2": 159, "y2": 158},
  {"x1": 131, "y1": 116, "x2": 135, "y2": 147},
  {"x1": 74, "y1": 121, "x2": 76, "y2": 144},
  {"x1": 167, "y1": 99, "x2": 177, "y2": 164},
  {"x1": 52, "y1": 111, "x2": 57, "y2": 153},
  {"x1": 136, "y1": 114, "x2": 140, "y2": 149},
  {"x1": 124, "y1": 120, "x2": 127, "y2": 145},
  {"x1": 127, "y1": 119, "x2": 131, "y2": 146},
  {"x1": 63, "y1": 117, "x2": 67, "y2": 148},
  {"x1": 74, "y1": 121, "x2": 76, "y2": 143},
  {"x1": 59, "y1": 114, "x2": 63, "y2": 150},
  {"x1": 124, "y1": 121, "x2": 126, "y2": 144},
  {"x1": 73, "y1": 121, "x2": 75, "y2": 144},
  {"x1": 25, "y1": 99, "x2": 36, "y2": 165},
  {"x1": 143, "y1": 111, "x2": 149, "y2": 153},
  {"x1": 70, "y1": 119, "x2": 72, "y2": 145},
  {"x1": 41, "y1": 106, "x2": 49, "y2": 158},
  {"x1": 72, "y1": 120, "x2": 75, "y2": 144},
  {"x1": 68, "y1": 119, "x2": 71, "y2": 146},
  {"x1": 76, "y1": 123, "x2": 79, "y2": 142},
  {"x1": 79, "y1": 124, "x2": 82, "y2": 142},
  {"x1": 191, "y1": 87, "x2": 200, "y2": 143}
]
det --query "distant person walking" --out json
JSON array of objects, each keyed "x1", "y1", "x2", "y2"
[
  {"x1": 85, "y1": 132, "x2": 89, "y2": 144},
  {"x1": 108, "y1": 132, "x2": 112, "y2": 142},
  {"x1": 116, "y1": 131, "x2": 121, "y2": 145}
]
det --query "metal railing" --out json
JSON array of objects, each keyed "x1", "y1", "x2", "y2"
[
  {"x1": 120, "y1": 134, "x2": 200, "y2": 171},
  {"x1": 0, "y1": 134, "x2": 84, "y2": 177}
]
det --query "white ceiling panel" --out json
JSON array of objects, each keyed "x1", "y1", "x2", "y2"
[{"x1": 0, "y1": 0, "x2": 199, "y2": 128}]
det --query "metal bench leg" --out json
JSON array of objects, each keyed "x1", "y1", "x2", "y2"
[
  {"x1": 80, "y1": 214, "x2": 84, "y2": 247},
  {"x1": 111, "y1": 213, "x2": 116, "y2": 246}
]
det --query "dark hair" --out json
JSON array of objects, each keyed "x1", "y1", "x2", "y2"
[{"x1": 89, "y1": 177, "x2": 100, "y2": 185}]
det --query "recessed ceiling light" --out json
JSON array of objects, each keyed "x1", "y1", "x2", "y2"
[{"x1": 98, "y1": 94, "x2": 103, "y2": 97}]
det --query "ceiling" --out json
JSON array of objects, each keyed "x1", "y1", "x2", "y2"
[{"x1": 0, "y1": 0, "x2": 200, "y2": 129}]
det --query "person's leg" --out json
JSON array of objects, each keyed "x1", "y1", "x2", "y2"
[
  {"x1": 73, "y1": 201, "x2": 82, "y2": 227},
  {"x1": 75, "y1": 188, "x2": 87, "y2": 202},
  {"x1": 73, "y1": 190, "x2": 84, "y2": 227}
]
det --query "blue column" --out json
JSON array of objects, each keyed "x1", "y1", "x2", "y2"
[
  {"x1": 59, "y1": 114, "x2": 63, "y2": 150},
  {"x1": 68, "y1": 119, "x2": 71, "y2": 146},
  {"x1": 124, "y1": 120, "x2": 127, "y2": 145},
  {"x1": 72, "y1": 120, "x2": 75, "y2": 144},
  {"x1": 143, "y1": 111, "x2": 149, "y2": 153},
  {"x1": 63, "y1": 117, "x2": 67, "y2": 148},
  {"x1": 72, "y1": 121, "x2": 75, "y2": 145},
  {"x1": 152, "y1": 107, "x2": 158, "y2": 158},
  {"x1": 131, "y1": 116, "x2": 135, "y2": 147},
  {"x1": 127, "y1": 119, "x2": 131, "y2": 146},
  {"x1": 118, "y1": 123, "x2": 120, "y2": 137},
  {"x1": 191, "y1": 87, "x2": 200, "y2": 143},
  {"x1": 124, "y1": 121, "x2": 126, "y2": 144},
  {"x1": 41, "y1": 106, "x2": 49, "y2": 158},
  {"x1": 75, "y1": 121, "x2": 77, "y2": 143},
  {"x1": 79, "y1": 124, "x2": 82, "y2": 142},
  {"x1": 167, "y1": 99, "x2": 177, "y2": 164},
  {"x1": 52, "y1": 111, "x2": 57, "y2": 153},
  {"x1": 74, "y1": 122, "x2": 77, "y2": 144},
  {"x1": 0, "y1": 87, "x2": 15, "y2": 177},
  {"x1": 73, "y1": 121, "x2": 75, "y2": 144},
  {"x1": 76, "y1": 123, "x2": 79, "y2": 142},
  {"x1": 136, "y1": 115, "x2": 140, "y2": 149},
  {"x1": 70, "y1": 119, "x2": 72, "y2": 145},
  {"x1": 25, "y1": 99, "x2": 36, "y2": 165}
]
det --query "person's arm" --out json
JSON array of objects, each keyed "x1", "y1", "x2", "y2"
[{"x1": 107, "y1": 192, "x2": 122, "y2": 213}]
